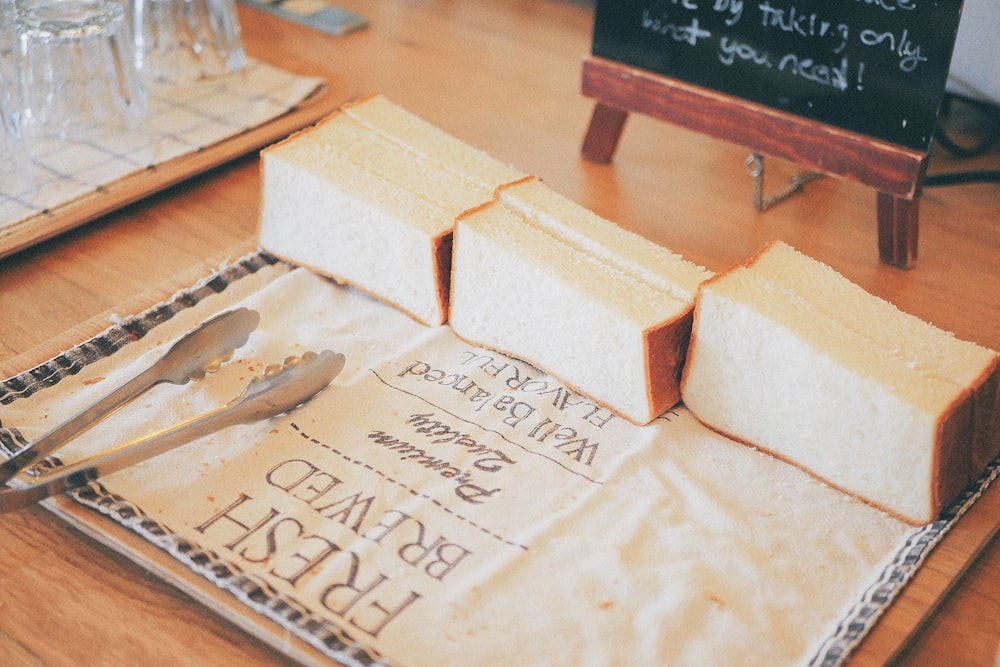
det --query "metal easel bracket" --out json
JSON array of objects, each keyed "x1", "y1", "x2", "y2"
[{"x1": 744, "y1": 153, "x2": 825, "y2": 212}]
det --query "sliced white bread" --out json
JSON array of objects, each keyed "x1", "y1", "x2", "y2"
[
  {"x1": 681, "y1": 241, "x2": 997, "y2": 524},
  {"x1": 495, "y1": 176, "x2": 712, "y2": 303},
  {"x1": 258, "y1": 94, "x2": 524, "y2": 326},
  {"x1": 746, "y1": 240, "x2": 1000, "y2": 478},
  {"x1": 450, "y1": 187, "x2": 710, "y2": 425}
]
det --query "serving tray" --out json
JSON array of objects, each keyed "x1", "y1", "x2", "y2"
[
  {"x1": 0, "y1": 60, "x2": 347, "y2": 260},
  {"x1": 2, "y1": 246, "x2": 998, "y2": 667}
]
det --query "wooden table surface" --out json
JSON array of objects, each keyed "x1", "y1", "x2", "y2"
[{"x1": 1, "y1": 1, "x2": 998, "y2": 665}]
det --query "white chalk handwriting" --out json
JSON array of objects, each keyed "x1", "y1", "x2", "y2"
[{"x1": 636, "y1": 0, "x2": 937, "y2": 94}]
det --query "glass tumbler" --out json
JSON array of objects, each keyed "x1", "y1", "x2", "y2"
[
  {"x1": 131, "y1": 0, "x2": 247, "y2": 84},
  {"x1": 1, "y1": 0, "x2": 32, "y2": 194},
  {"x1": 16, "y1": 0, "x2": 147, "y2": 137}
]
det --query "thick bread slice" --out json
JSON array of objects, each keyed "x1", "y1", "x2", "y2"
[
  {"x1": 496, "y1": 177, "x2": 712, "y2": 302},
  {"x1": 339, "y1": 94, "x2": 522, "y2": 189},
  {"x1": 259, "y1": 140, "x2": 455, "y2": 325},
  {"x1": 681, "y1": 261, "x2": 979, "y2": 525},
  {"x1": 747, "y1": 239, "x2": 1000, "y2": 476},
  {"x1": 451, "y1": 200, "x2": 693, "y2": 425},
  {"x1": 258, "y1": 94, "x2": 524, "y2": 326}
]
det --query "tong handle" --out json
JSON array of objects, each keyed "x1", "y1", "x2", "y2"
[
  {"x1": 0, "y1": 370, "x2": 157, "y2": 485},
  {"x1": 0, "y1": 308, "x2": 260, "y2": 485},
  {"x1": 0, "y1": 350, "x2": 344, "y2": 513}
]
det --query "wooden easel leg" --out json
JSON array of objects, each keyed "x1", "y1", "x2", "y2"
[
  {"x1": 581, "y1": 102, "x2": 628, "y2": 163},
  {"x1": 877, "y1": 192, "x2": 919, "y2": 269}
]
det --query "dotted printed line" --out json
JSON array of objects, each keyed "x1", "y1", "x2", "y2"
[{"x1": 290, "y1": 423, "x2": 529, "y2": 552}]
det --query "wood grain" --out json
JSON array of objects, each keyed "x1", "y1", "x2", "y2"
[
  {"x1": 1, "y1": 1, "x2": 998, "y2": 665},
  {"x1": 581, "y1": 56, "x2": 928, "y2": 197},
  {"x1": 0, "y1": 79, "x2": 345, "y2": 261}
]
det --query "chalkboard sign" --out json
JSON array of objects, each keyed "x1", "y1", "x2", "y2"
[{"x1": 592, "y1": 0, "x2": 964, "y2": 152}]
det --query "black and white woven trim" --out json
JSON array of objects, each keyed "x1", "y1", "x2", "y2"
[
  {"x1": 71, "y1": 482, "x2": 392, "y2": 667},
  {"x1": 0, "y1": 251, "x2": 391, "y2": 666},
  {"x1": 807, "y1": 454, "x2": 1000, "y2": 667},
  {"x1": 4, "y1": 249, "x2": 997, "y2": 667},
  {"x1": 0, "y1": 251, "x2": 279, "y2": 407}
]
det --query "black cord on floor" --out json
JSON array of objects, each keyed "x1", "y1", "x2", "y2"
[
  {"x1": 925, "y1": 170, "x2": 1000, "y2": 187},
  {"x1": 935, "y1": 92, "x2": 1000, "y2": 158},
  {"x1": 926, "y1": 93, "x2": 1000, "y2": 187}
]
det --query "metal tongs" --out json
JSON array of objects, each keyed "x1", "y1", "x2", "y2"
[{"x1": 0, "y1": 308, "x2": 346, "y2": 513}]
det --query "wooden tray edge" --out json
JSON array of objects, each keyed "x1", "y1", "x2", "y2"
[{"x1": 0, "y1": 76, "x2": 350, "y2": 261}]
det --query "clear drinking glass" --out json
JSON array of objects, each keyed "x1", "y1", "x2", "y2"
[
  {"x1": 1, "y1": 0, "x2": 33, "y2": 194},
  {"x1": 16, "y1": 0, "x2": 147, "y2": 137},
  {"x1": 131, "y1": 0, "x2": 247, "y2": 84}
]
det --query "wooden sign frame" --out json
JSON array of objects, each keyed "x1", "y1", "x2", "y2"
[{"x1": 580, "y1": 55, "x2": 929, "y2": 268}]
